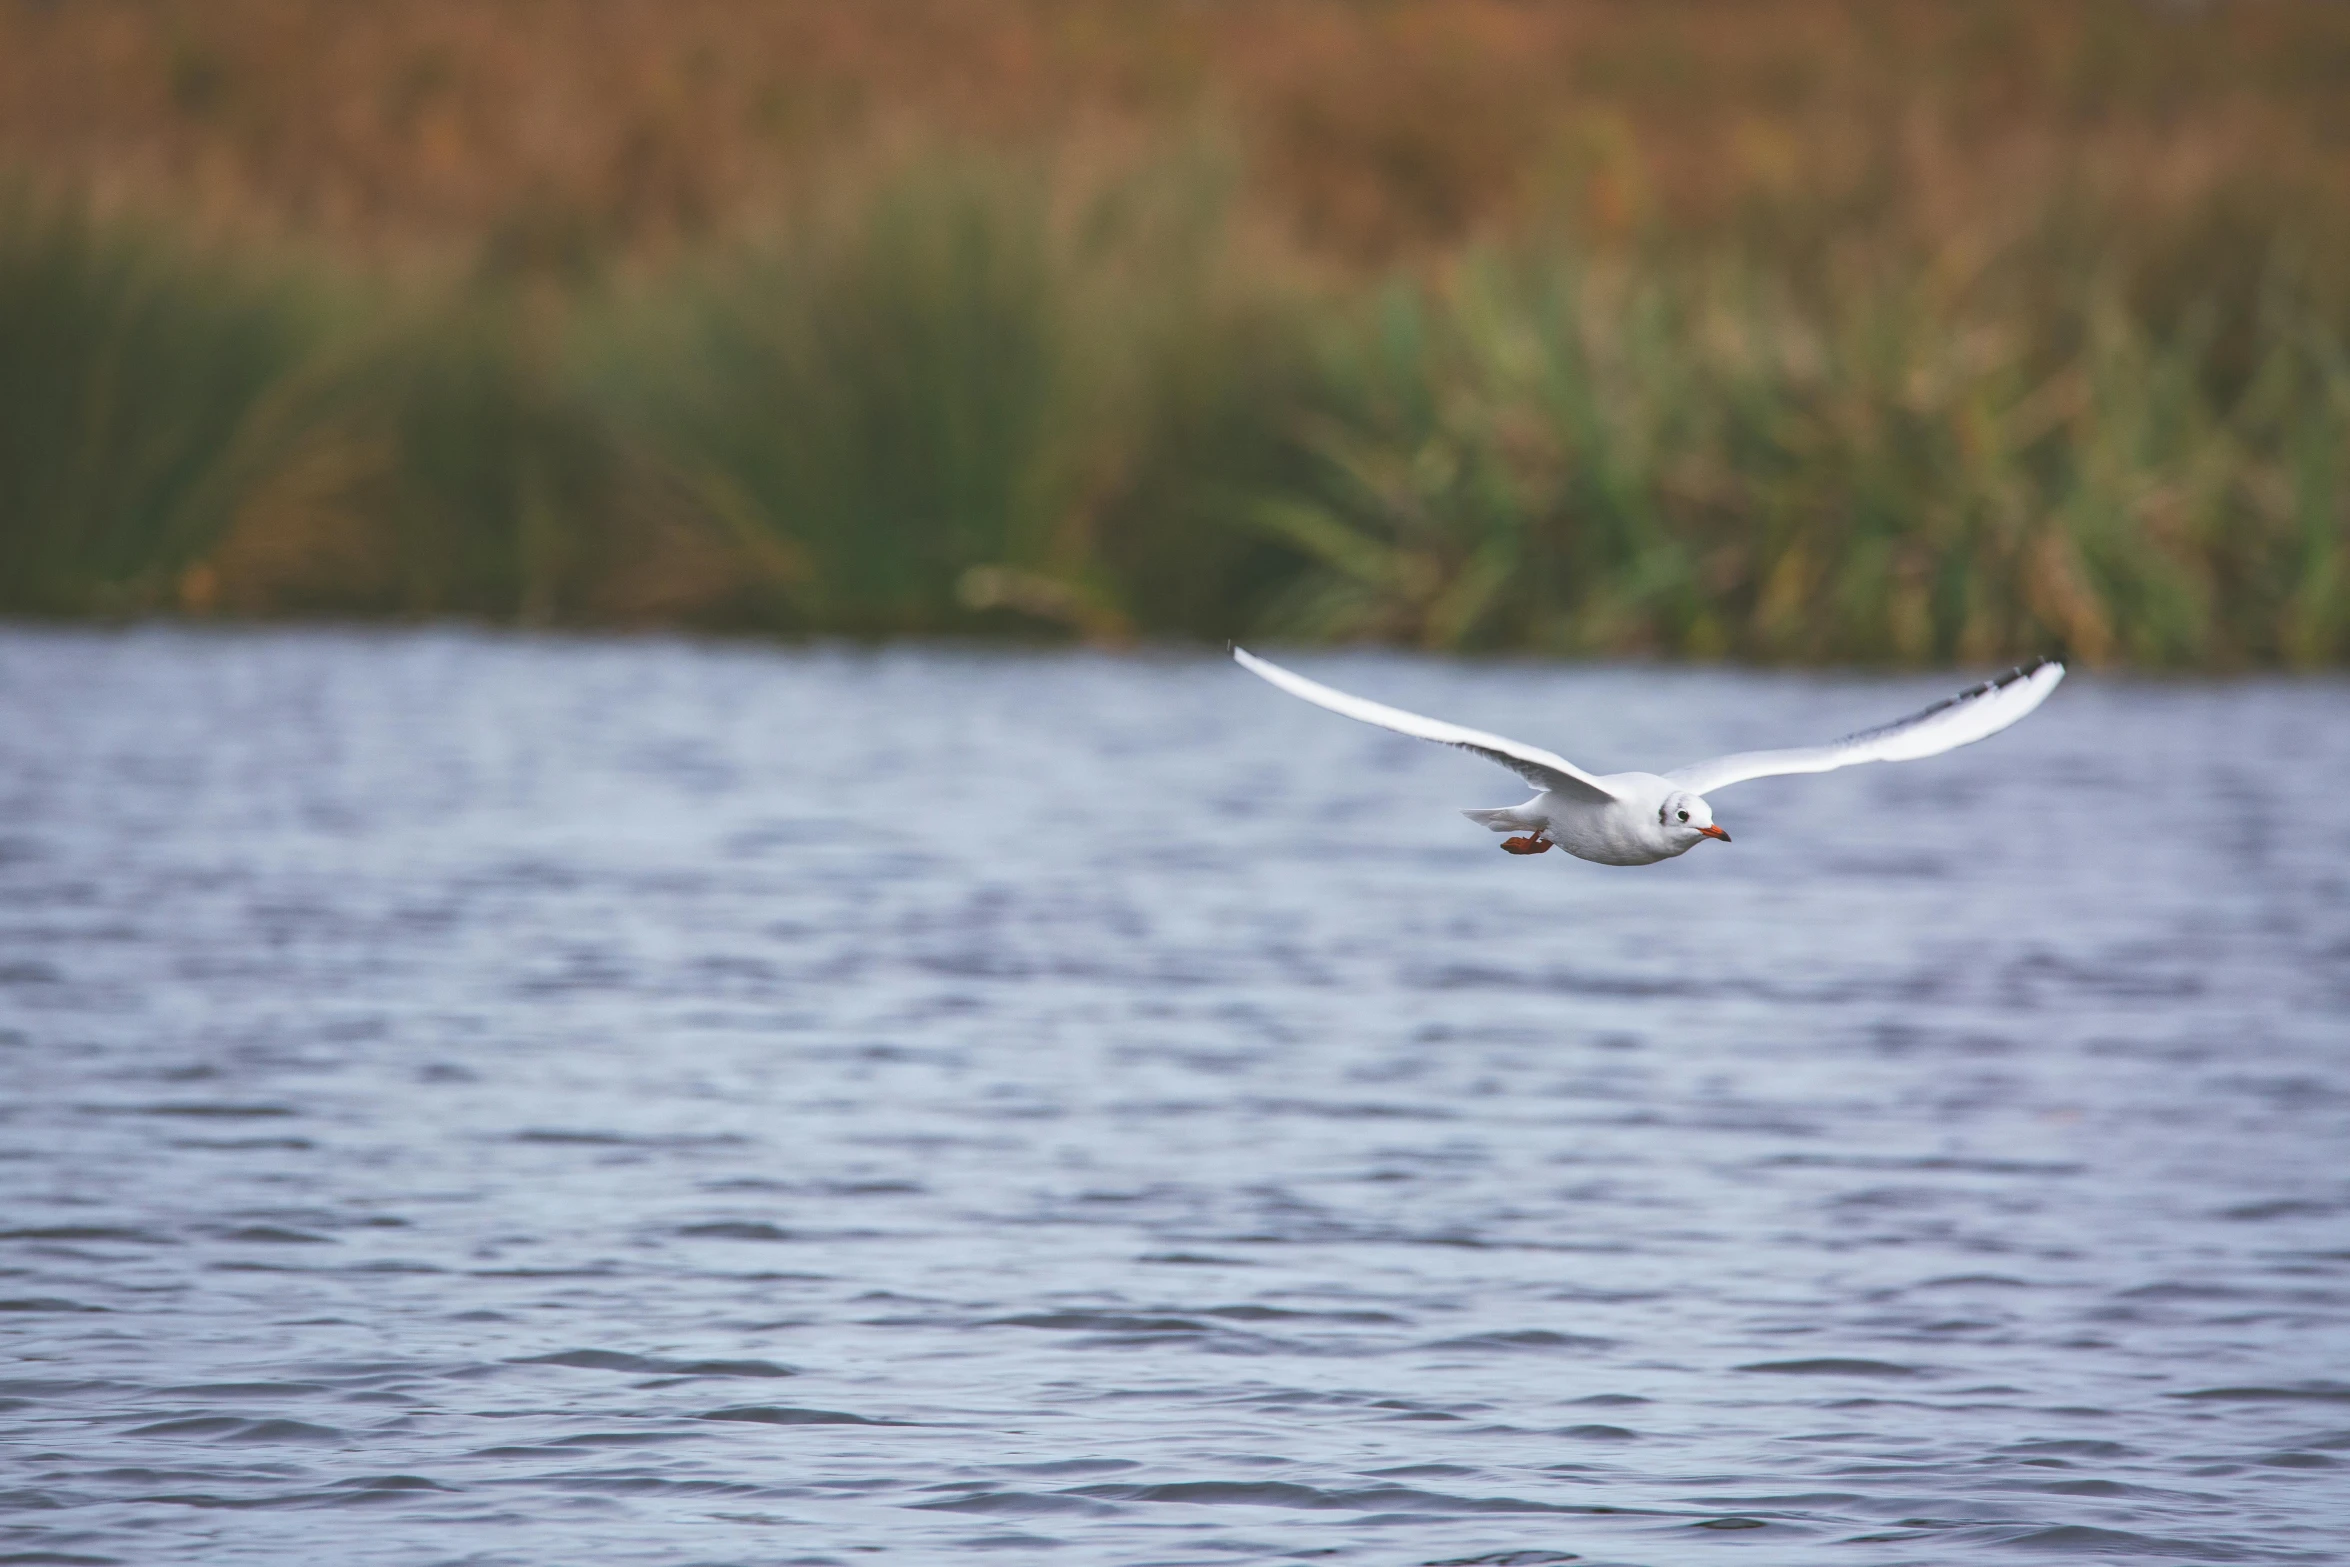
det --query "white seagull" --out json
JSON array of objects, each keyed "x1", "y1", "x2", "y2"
[{"x1": 1232, "y1": 647, "x2": 2064, "y2": 865}]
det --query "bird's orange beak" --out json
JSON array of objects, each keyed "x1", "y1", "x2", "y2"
[{"x1": 1698, "y1": 824, "x2": 1731, "y2": 842}]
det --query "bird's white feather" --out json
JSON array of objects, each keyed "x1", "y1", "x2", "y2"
[
  {"x1": 1231, "y1": 647, "x2": 1620, "y2": 802},
  {"x1": 1664, "y1": 659, "x2": 2065, "y2": 795}
]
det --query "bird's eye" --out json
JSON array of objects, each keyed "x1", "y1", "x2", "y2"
[{"x1": 1677, "y1": 810, "x2": 1689, "y2": 822}]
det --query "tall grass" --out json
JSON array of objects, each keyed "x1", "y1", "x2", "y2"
[
  {"x1": 590, "y1": 152, "x2": 1323, "y2": 641},
  {"x1": 4, "y1": 1, "x2": 2345, "y2": 661},
  {"x1": 1259, "y1": 249, "x2": 2350, "y2": 664},
  {"x1": 223, "y1": 286, "x2": 654, "y2": 623},
  {"x1": 593, "y1": 162, "x2": 1073, "y2": 634},
  {"x1": 0, "y1": 159, "x2": 2344, "y2": 664},
  {"x1": 0, "y1": 197, "x2": 321, "y2": 615}
]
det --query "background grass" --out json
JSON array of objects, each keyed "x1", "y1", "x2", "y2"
[{"x1": 2, "y1": 1, "x2": 2346, "y2": 664}]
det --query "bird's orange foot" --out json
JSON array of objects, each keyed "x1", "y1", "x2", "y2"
[{"x1": 1501, "y1": 834, "x2": 1554, "y2": 855}]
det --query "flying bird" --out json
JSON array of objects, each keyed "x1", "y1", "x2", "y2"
[{"x1": 1232, "y1": 647, "x2": 2064, "y2": 865}]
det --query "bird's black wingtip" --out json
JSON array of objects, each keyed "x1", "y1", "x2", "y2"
[{"x1": 1988, "y1": 654, "x2": 2064, "y2": 690}]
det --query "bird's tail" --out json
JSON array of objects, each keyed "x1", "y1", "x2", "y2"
[{"x1": 1461, "y1": 807, "x2": 1535, "y2": 834}]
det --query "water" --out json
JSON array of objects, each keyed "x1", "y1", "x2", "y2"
[{"x1": 2, "y1": 627, "x2": 2346, "y2": 1567}]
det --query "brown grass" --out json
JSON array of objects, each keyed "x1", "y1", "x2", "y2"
[{"x1": 6, "y1": 1, "x2": 2346, "y2": 267}]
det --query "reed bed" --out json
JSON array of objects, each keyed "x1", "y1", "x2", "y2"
[{"x1": 1, "y1": 2, "x2": 2346, "y2": 664}]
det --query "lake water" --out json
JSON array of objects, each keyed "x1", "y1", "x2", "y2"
[{"x1": 2, "y1": 627, "x2": 2346, "y2": 1566}]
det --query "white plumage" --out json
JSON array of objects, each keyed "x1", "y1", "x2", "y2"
[{"x1": 1232, "y1": 647, "x2": 2065, "y2": 865}]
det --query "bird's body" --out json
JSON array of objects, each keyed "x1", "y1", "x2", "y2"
[
  {"x1": 1462, "y1": 774, "x2": 1702, "y2": 865},
  {"x1": 1231, "y1": 647, "x2": 2065, "y2": 866}
]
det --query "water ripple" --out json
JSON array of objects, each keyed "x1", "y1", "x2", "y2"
[{"x1": 1, "y1": 629, "x2": 2345, "y2": 1564}]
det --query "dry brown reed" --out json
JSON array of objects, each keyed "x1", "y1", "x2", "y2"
[{"x1": 6, "y1": 1, "x2": 2345, "y2": 266}]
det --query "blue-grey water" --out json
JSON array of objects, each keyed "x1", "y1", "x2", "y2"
[{"x1": 2, "y1": 627, "x2": 2346, "y2": 1567}]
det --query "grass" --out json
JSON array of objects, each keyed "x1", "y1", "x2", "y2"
[
  {"x1": 594, "y1": 160, "x2": 1075, "y2": 635},
  {"x1": 0, "y1": 195, "x2": 323, "y2": 615},
  {"x1": 10, "y1": 2, "x2": 2349, "y2": 264},
  {"x1": 1, "y1": 2, "x2": 2347, "y2": 664},
  {"x1": 1259, "y1": 247, "x2": 2350, "y2": 665}
]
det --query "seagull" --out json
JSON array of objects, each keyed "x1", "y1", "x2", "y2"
[{"x1": 1232, "y1": 647, "x2": 2064, "y2": 865}]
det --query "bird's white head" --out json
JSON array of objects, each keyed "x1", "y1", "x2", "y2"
[{"x1": 1661, "y1": 790, "x2": 1730, "y2": 846}]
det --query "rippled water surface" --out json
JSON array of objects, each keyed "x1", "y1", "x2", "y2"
[{"x1": 3, "y1": 628, "x2": 2348, "y2": 1566}]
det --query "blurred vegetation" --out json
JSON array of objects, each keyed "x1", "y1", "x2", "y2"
[
  {"x1": 1, "y1": 1, "x2": 2347, "y2": 664},
  {"x1": 0, "y1": 195, "x2": 324, "y2": 615}
]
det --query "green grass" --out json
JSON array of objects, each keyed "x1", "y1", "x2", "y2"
[
  {"x1": 2, "y1": 160, "x2": 2345, "y2": 664},
  {"x1": 0, "y1": 194, "x2": 323, "y2": 615},
  {"x1": 1258, "y1": 247, "x2": 2350, "y2": 664},
  {"x1": 592, "y1": 160, "x2": 1074, "y2": 634}
]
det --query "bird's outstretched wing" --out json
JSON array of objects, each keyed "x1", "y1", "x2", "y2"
[
  {"x1": 1232, "y1": 647, "x2": 1621, "y2": 802},
  {"x1": 1665, "y1": 659, "x2": 2065, "y2": 795}
]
